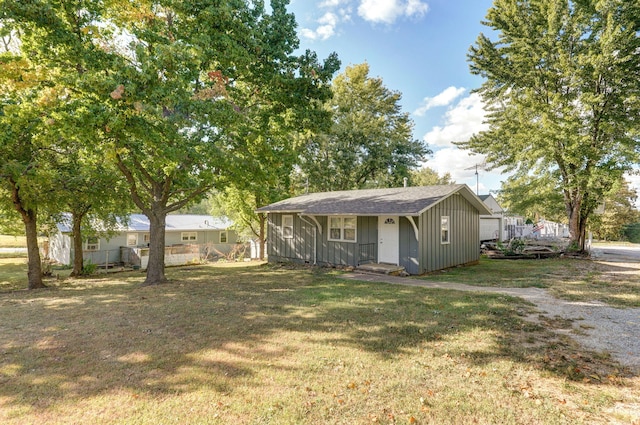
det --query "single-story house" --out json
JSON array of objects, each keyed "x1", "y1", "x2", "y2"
[
  {"x1": 49, "y1": 214, "x2": 238, "y2": 269},
  {"x1": 479, "y1": 194, "x2": 504, "y2": 242},
  {"x1": 256, "y1": 184, "x2": 493, "y2": 275}
]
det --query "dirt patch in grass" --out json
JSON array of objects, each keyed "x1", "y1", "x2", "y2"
[{"x1": 0, "y1": 263, "x2": 638, "y2": 424}]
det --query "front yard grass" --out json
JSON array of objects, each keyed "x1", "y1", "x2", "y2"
[
  {"x1": 1, "y1": 262, "x2": 638, "y2": 424},
  {"x1": 421, "y1": 257, "x2": 640, "y2": 308}
]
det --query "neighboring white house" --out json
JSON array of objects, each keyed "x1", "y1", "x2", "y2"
[
  {"x1": 531, "y1": 219, "x2": 570, "y2": 238},
  {"x1": 49, "y1": 214, "x2": 239, "y2": 269},
  {"x1": 479, "y1": 194, "x2": 504, "y2": 242}
]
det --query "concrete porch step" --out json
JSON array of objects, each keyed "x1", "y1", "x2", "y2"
[{"x1": 357, "y1": 263, "x2": 407, "y2": 276}]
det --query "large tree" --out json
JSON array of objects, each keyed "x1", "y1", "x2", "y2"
[
  {"x1": 298, "y1": 63, "x2": 429, "y2": 192},
  {"x1": 589, "y1": 179, "x2": 639, "y2": 241},
  {"x1": 409, "y1": 166, "x2": 454, "y2": 186},
  {"x1": 462, "y1": 0, "x2": 640, "y2": 250},
  {"x1": 3, "y1": 0, "x2": 338, "y2": 285},
  {"x1": 0, "y1": 40, "x2": 57, "y2": 289}
]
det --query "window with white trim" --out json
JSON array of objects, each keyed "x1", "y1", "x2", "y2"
[
  {"x1": 143, "y1": 234, "x2": 150, "y2": 243},
  {"x1": 441, "y1": 216, "x2": 450, "y2": 244},
  {"x1": 126, "y1": 233, "x2": 138, "y2": 246},
  {"x1": 328, "y1": 216, "x2": 357, "y2": 242},
  {"x1": 219, "y1": 231, "x2": 228, "y2": 243},
  {"x1": 181, "y1": 232, "x2": 197, "y2": 242},
  {"x1": 282, "y1": 215, "x2": 294, "y2": 239},
  {"x1": 85, "y1": 236, "x2": 100, "y2": 251}
]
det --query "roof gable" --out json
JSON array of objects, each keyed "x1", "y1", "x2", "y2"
[{"x1": 256, "y1": 185, "x2": 492, "y2": 216}]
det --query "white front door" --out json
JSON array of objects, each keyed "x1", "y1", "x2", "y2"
[{"x1": 378, "y1": 216, "x2": 399, "y2": 265}]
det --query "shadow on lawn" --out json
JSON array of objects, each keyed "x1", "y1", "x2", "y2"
[{"x1": 0, "y1": 263, "x2": 634, "y2": 413}]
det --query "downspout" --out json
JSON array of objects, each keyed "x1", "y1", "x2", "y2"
[{"x1": 298, "y1": 215, "x2": 317, "y2": 265}]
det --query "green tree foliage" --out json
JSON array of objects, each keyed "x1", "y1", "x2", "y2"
[
  {"x1": 409, "y1": 167, "x2": 454, "y2": 186},
  {"x1": 3, "y1": 0, "x2": 338, "y2": 285},
  {"x1": 589, "y1": 180, "x2": 639, "y2": 241},
  {"x1": 298, "y1": 63, "x2": 429, "y2": 192},
  {"x1": 462, "y1": 0, "x2": 640, "y2": 250},
  {"x1": 0, "y1": 47, "x2": 55, "y2": 289},
  {"x1": 48, "y1": 137, "x2": 132, "y2": 277},
  {"x1": 497, "y1": 174, "x2": 566, "y2": 223}
]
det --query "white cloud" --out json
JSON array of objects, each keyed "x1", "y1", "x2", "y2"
[
  {"x1": 405, "y1": 0, "x2": 430, "y2": 17},
  {"x1": 422, "y1": 93, "x2": 488, "y2": 148},
  {"x1": 424, "y1": 149, "x2": 486, "y2": 183},
  {"x1": 320, "y1": 0, "x2": 347, "y2": 6},
  {"x1": 299, "y1": 12, "x2": 340, "y2": 41},
  {"x1": 298, "y1": 0, "x2": 427, "y2": 41},
  {"x1": 358, "y1": 0, "x2": 429, "y2": 24},
  {"x1": 414, "y1": 86, "x2": 466, "y2": 116}
]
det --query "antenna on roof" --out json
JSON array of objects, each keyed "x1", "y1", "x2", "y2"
[{"x1": 464, "y1": 162, "x2": 487, "y2": 195}]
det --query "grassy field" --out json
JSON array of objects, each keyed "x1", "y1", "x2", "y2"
[
  {"x1": 1, "y1": 261, "x2": 639, "y2": 424},
  {"x1": 0, "y1": 235, "x2": 27, "y2": 248},
  {"x1": 421, "y1": 257, "x2": 640, "y2": 308}
]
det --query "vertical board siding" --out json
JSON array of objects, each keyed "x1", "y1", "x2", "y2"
[
  {"x1": 268, "y1": 214, "x2": 377, "y2": 267},
  {"x1": 420, "y1": 194, "x2": 480, "y2": 273},
  {"x1": 267, "y1": 213, "x2": 314, "y2": 263},
  {"x1": 316, "y1": 216, "x2": 377, "y2": 267},
  {"x1": 399, "y1": 217, "x2": 419, "y2": 275}
]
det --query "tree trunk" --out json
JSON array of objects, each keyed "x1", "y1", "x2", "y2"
[
  {"x1": 565, "y1": 191, "x2": 582, "y2": 251},
  {"x1": 144, "y1": 210, "x2": 167, "y2": 285},
  {"x1": 578, "y1": 214, "x2": 588, "y2": 252},
  {"x1": 24, "y1": 208, "x2": 45, "y2": 289},
  {"x1": 259, "y1": 213, "x2": 266, "y2": 260},
  {"x1": 10, "y1": 180, "x2": 45, "y2": 289},
  {"x1": 70, "y1": 213, "x2": 85, "y2": 276}
]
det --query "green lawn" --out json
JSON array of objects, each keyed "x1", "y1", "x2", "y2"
[
  {"x1": 420, "y1": 257, "x2": 640, "y2": 308},
  {"x1": 0, "y1": 262, "x2": 638, "y2": 424}
]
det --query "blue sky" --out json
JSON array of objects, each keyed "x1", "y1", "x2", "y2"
[{"x1": 287, "y1": 0, "x2": 501, "y2": 194}]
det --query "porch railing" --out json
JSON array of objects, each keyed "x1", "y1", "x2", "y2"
[{"x1": 358, "y1": 243, "x2": 376, "y2": 264}]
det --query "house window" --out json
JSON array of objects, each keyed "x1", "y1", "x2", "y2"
[
  {"x1": 219, "y1": 231, "x2": 228, "y2": 243},
  {"x1": 126, "y1": 233, "x2": 138, "y2": 246},
  {"x1": 85, "y1": 237, "x2": 100, "y2": 251},
  {"x1": 328, "y1": 216, "x2": 357, "y2": 242},
  {"x1": 282, "y1": 215, "x2": 294, "y2": 239},
  {"x1": 441, "y1": 216, "x2": 450, "y2": 244},
  {"x1": 181, "y1": 232, "x2": 197, "y2": 242},
  {"x1": 143, "y1": 234, "x2": 150, "y2": 243}
]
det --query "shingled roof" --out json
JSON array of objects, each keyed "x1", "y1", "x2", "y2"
[{"x1": 256, "y1": 184, "x2": 492, "y2": 216}]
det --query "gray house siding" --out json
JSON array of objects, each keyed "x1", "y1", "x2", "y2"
[
  {"x1": 267, "y1": 214, "x2": 314, "y2": 263},
  {"x1": 267, "y1": 214, "x2": 377, "y2": 267},
  {"x1": 420, "y1": 194, "x2": 480, "y2": 273},
  {"x1": 399, "y1": 217, "x2": 419, "y2": 275}
]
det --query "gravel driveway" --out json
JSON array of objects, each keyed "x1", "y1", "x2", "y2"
[{"x1": 342, "y1": 258, "x2": 640, "y2": 372}]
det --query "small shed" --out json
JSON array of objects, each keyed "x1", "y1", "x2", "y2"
[
  {"x1": 256, "y1": 184, "x2": 492, "y2": 275},
  {"x1": 478, "y1": 194, "x2": 504, "y2": 242}
]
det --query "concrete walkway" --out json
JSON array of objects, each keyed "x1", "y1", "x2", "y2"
[{"x1": 341, "y1": 271, "x2": 640, "y2": 371}]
